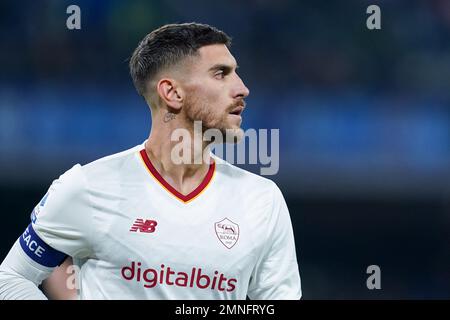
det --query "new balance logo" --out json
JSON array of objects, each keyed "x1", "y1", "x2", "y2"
[{"x1": 129, "y1": 218, "x2": 158, "y2": 233}]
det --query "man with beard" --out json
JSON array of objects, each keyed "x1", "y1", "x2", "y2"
[{"x1": 0, "y1": 23, "x2": 301, "y2": 299}]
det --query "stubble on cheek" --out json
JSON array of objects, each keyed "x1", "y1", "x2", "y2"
[{"x1": 184, "y1": 89, "x2": 225, "y2": 130}]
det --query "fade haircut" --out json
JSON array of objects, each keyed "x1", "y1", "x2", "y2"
[{"x1": 129, "y1": 22, "x2": 232, "y2": 101}]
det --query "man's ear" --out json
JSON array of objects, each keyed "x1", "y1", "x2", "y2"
[{"x1": 156, "y1": 78, "x2": 183, "y2": 112}]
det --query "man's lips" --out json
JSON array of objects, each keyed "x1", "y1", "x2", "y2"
[{"x1": 228, "y1": 106, "x2": 245, "y2": 116}]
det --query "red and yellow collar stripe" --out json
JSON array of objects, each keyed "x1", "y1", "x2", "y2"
[{"x1": 139, "y1": 149, "x2": 215, "y2": 203}]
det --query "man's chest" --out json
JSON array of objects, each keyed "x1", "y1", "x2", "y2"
[{"x1": 89, "y1": 193, "x2": 268, "y2": 291}]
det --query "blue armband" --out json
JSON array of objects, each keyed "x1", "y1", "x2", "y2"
[{"x1": 19, "y1": 224, "x2": 67, "y2": 267}]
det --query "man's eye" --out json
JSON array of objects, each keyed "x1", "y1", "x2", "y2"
[{"x1": 214, "y1": 71, "x2": 225, "y2": 79}]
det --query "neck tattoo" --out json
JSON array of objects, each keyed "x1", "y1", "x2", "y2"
[{"x1": 163, "y1": 112, "x2": 176, "y2": 123}]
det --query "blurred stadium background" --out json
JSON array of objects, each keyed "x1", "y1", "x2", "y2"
[{"x1": 0, "y1": 0, "x2": 449, "y2": 298}]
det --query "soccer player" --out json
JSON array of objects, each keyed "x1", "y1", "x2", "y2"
[{"x1": 0, "y1": 23, "x2": 301, "y2": 299}]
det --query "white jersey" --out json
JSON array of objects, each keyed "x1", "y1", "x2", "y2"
[{"x1": 1, "y1": 141, "x2": 301, "y2": 300}]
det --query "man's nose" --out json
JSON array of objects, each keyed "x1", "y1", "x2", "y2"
[{"x1": 233, "y1": 75, "x2": 250, "y2": 99}]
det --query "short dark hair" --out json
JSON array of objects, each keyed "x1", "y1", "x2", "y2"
[{"x1": 129, "y1": 22, "x2": 232, "y2": 97}]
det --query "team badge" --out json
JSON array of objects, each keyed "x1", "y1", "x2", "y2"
[{"x1": 215, "y1": 218, "x2": 239, "y2": 249}]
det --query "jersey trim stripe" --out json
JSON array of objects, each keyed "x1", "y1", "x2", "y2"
[{"x1": 139, "y1": 149, "x2": 215, "y2": 203}]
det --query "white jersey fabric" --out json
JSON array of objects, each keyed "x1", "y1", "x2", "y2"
[{"x1": 0, "y1": 141, "x2": 301, "y2": 300}]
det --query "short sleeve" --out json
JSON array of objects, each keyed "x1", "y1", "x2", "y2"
[
  {"x1": 32, "y1": 164, "x2": 94, "y2": 259},
  {"x1": 247, "y1": 184, "x2": 302, "y2": 299}
]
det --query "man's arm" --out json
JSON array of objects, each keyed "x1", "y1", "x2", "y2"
[
  {"x1": 1, "y1": 164, "x2": 93, "y2": 300},
  {"x1": 41, "y1": 257, "x2": 77, "y2": 300},
  {"x1": 0, "y1": 236, "x2": 77, "y2": 300},
  {"x1": 0, "y1": 240, "x2": 54, "y2": 299}
]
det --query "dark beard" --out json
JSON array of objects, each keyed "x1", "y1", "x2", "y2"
[
  {"x1": 183, "y1": 95, "x2": 244, "y2": 143},
  {"x1": 184, "y1": 97, "x2": 228, "y2": 134}
]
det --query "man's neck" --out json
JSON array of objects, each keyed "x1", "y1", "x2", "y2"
[{"x1": 144, "y1": 113, "x2": 212, "y2": 195}]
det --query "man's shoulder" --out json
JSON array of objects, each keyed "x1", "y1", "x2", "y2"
[
  {"x1": 82, "y1": 142, "x2": 144, "y2": 170},
  {"x1": 212, "y1": 154, "x2": 279, "y2": 193},
  {"x1": 64, "y1": 142, "x2": 146, "y2": 186},
  {"x1": 86, "y1": 142, "x2": 144, "y2": 166}
]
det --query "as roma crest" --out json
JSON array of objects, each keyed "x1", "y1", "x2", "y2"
[{"x1": 215, "y1": 218, "x2": 239, "y2": 249}]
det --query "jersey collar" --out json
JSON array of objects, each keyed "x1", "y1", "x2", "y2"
[{"x1": 139, "y1": 149, "x2": 215, "y2": 203}]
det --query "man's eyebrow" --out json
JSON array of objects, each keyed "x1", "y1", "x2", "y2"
[{"x1": 208, "y1": 63, "x2": 239, "y2": 72}]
